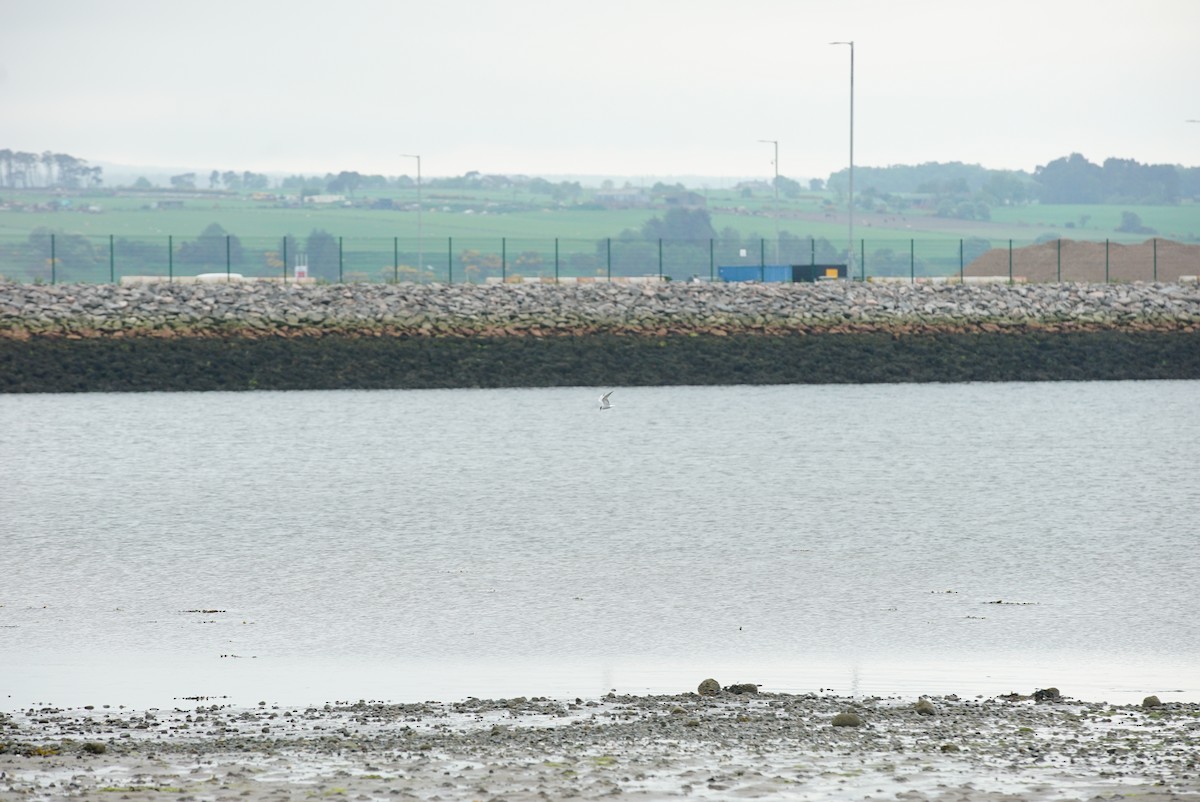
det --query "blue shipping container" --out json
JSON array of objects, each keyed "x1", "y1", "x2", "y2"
[{"x1": 718, "y1": 265, "x2": 792, "y2": 283}]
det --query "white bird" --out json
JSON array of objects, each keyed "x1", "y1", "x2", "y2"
[{"x1": 599, "y1": 391, "x2": 614, "y2": 410}]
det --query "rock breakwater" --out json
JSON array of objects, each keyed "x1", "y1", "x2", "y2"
[
  {"x1": 2, "y1": 281, "x2": 1198, "y2": 391},
  {"x1": 2, "y1": 280, "x2": 1199, "y2": 339}
]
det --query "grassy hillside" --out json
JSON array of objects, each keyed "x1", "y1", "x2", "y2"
[
  {"x1": 1, "y1": 185, "x2": 1197, "y2": 284},
  {"x1": 2, "y1": 186, "x2": 1196, "y2": 241}
]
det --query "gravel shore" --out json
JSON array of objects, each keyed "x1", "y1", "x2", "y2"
[{"x1": 3, "y1": 689, "x2": 1197, "y2": 801}]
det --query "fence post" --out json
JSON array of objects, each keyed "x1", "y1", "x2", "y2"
[
  {"x1": 502, "y1": 237, "x2": 507, "y2": 282},
  {"x1": 50, "y1": 233, "x2": 56, "y2": 284},
  {"x1": 338, "y1": 236, "x2": 343, "y2": 283},
  {"x1": 226, "y1": 235, "x2": 231, "y2": 280},
  {"x1": 283, "y1": 236, "x2": 290, "y2": 282},
  {"x1": 109, "y1": 234, "x2": 115, "y2": 283},
  {"x1": 811, "y1": 237, "x2": 816, "y2": 268},
  {"x1": 1008, "y1": 239, "x2": 1013, "y2": 286},
  {"x1": 168, "y1": 235, "x2": 173, "y2": 283},
  {"x1": 959, "y1": 238, "x2": 964, "y2": 282}
]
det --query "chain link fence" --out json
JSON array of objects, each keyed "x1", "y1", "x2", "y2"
[{"x1": 2, "y1": 233, "x2": 1197, "y2": 285}]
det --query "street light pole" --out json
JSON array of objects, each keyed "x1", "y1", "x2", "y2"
[
  {"x1": 831, "y1": 41, "x2": 854, "y2": 280},
  {"x1": 401, "y1": 153, "x2": 422, "y2": 275},
  {"x1": 759, "y1": 139, "x2": 779, "y2": 265}
]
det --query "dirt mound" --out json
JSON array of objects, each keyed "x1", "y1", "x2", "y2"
[{"x1": 965, "y1": 238, "x2": 1200, "y2": 282}]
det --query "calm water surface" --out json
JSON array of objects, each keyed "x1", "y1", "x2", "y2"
[{"x1": 2, "y1": 382, "x2": 1197, "y2": 709}]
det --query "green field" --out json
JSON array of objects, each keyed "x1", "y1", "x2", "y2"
[{"x1": 1, "y1": 186, "x2": 1197, "y2": 284}]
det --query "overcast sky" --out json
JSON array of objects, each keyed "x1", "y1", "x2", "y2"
[{"x1": 3, "y1": 0, "x2": 1197, "y2": 181}]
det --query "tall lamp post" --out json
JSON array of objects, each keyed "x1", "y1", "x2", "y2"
[
  {"x1": 830, "y1": 41, "x2": 854, "y2": 280},
  {"x1": 401, "y1": 153, "x2": 422, "y2": 275},
  {"x1": 759, "y1": 139, "x2": 779, "y2": 265}
]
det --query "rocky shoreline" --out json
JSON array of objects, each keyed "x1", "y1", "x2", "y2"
[
  {"x1": 2, "y1": 281, "x2": 1199, "y2": 391},
  {"x1": 2, "y1": 280, "x2": 1198, "y2": 339},
  {"x1": 3, "y1": 689, "x2": 1198, "y2": 801}
]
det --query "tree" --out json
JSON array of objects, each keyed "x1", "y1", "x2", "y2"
[
  {"x1": 983, "y1": 171, "x2": 1034, "y2": 205},
  {"x1": 243, "y1": 171, "x2": 270, "y2": 191},
  {"x1": 178, "y1": 222, "x2": 244, "y2": 266},
  {"x1": 53, "y1": 153, "x2": 90, "y2": 188},
  {"x1": 209, "y1": 170, "x2": 220, "y2": 189},
  {"x1": 641, "y1": 208, "x2": 716, "y2": 241},
  {"x1": 13, "y1": 152, "x2": 38, "y2": 188},
  {"x1": 1115, "y1": 211, "x2": 1156, "y2": 235},
  {"x1": 305, "y1": 229, "x2": 340, "y2": 281},
  {"x1": 281, "y1": 175, "x2": 324, "y2": 193},
  {"x1": 775, "y1": 175, "x2": 802, "y2": 199},
  {"x1": 1034, "y1": 153, "x2": 1103, "y2": 203},
  {"x1": 27, "y1": 227, "x2": 100, "y2": 279},
  {"x1": 917, "y1": 176, "x2": 970, "y2": 196},
  {"x1": 526, "y1": 177, "x2": 556, "y2": 195},
  {"x1": 809, "y1": 178, "x2": 825, "y2": 192},
  {"x1": 830, "y1": 161, "x2": 991, "y2": 196},
  {"x1": 326, "y1": 171, "x2": 363, "y2": 196},
  {"x1": 1101, "y1": 158, "x2": 1179, "y2": 204},
  {"x1": 550, "y1": 181, "x2": 582, "y2": 202},
  {"x1": 170, "y1": 173, "x2": 197, "y2": 190},
  {"x1": 132, "y1": 176, "x2": 154, "y2": 190},
  {"x1": 1180, "y1": 166, "x2": 1200, "y2": 200},
  {"x1": 41, "y1": 151, "x2": 55, "y2": 186}
]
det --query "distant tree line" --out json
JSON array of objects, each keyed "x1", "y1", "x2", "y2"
[
  {"x1": 8, "y1": 146, "x2": 1198, "y2": 210},
  {"x1": 0, "y1": 149, "x2": 103, "y2": 189},
  {"x1": 827, "y1": 154, "x2": 1200, "y2": 207},
  {"x1": 1033, "y1": 154, "x2": 1189, "y2": 204},
  {"x1": 274, "y1": 170, "x2": 585, "y2": 202}
]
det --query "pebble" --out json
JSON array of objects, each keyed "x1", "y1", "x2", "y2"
[{"x1": 0, "y1": 692, "x2": 1196, "y2": 801}]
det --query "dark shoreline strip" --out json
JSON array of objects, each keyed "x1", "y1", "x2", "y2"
[{"x1": 3, "y1": 330, "x2": 1199, "y2": 393}]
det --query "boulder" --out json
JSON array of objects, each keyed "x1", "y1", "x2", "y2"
[
  {"x1": 1032, "y1": 687, "x2": 1062, "y2": 702},
  {"x1": 831, "y1": 712, "x2": 864, "y2": 727},
  {"x1": 723, "y1": 683, "x2": 759, "y2": 695}
]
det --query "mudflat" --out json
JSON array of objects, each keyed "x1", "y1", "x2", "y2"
[{"x1": 2, "y1": 690, "x2": 1197, "y2": 801}]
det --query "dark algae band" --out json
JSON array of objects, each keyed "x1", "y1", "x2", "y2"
[{"x1": 3, "y1": 330, "x2": 1198, "y2": 393}]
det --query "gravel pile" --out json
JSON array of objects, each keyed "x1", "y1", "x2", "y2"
[{"x1": 966, "y1": 238, "x2": 1200, "y2": 283}]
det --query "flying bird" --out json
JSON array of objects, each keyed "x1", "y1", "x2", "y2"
[{"x1": 599, "y1": 391, "x2": 614, "y2": 410}]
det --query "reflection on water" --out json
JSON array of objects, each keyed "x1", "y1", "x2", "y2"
[{"x1": 2, "y1": 382, "x2": 1198, "y2": 708}]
